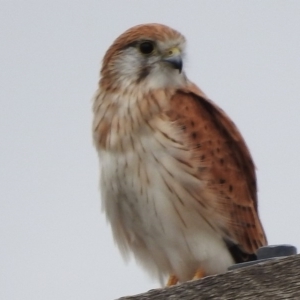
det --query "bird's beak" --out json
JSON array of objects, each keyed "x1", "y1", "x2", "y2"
[{"x1": 162, "y1": 47, "x2": 182, "y2": 73}]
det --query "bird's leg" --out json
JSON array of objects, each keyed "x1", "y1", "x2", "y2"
[
  {"x1": 192, "y1": 268, "x2": 205, "y2": 280},
  {"x1": 166, "y1": 274, "x2": 178, "y2": 286}
]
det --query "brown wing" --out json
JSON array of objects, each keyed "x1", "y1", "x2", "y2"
[{"x1": 168, "y1": 83, "x2": 267, "y2": 259}]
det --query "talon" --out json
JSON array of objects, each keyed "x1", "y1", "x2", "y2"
[
  {"x1": 166, "y1": 274, "x2": 178, "y2": 286},
  {"x1": 193, "y1": 268, "x2": 205, "y2": 280}
]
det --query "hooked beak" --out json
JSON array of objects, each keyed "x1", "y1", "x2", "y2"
[{"x1": 162, "y1": 47, "x2": 182, "y2": 73}]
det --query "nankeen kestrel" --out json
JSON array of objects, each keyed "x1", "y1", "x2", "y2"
[{"x1": 93, "y1": 23, "x2": 267, "y2": 285}]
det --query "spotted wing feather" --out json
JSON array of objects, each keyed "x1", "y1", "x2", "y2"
[{"x1": 167, "y1": 83, "x2": 267, "y2": 259}]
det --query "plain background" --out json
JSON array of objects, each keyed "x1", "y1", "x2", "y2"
[{"x1": 1, "y1": 1, "x2": 300, "y2": 299}]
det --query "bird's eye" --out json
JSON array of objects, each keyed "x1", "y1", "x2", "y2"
[{"x1": 139, "y1": 41, "x2": 154, "y2": 54}]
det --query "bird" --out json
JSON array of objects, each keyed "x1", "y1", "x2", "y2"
[{"x1": 92, "y1": 23, "x2": 267, "y2": 286}]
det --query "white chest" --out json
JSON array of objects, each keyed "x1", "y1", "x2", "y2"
[
  {"x1": 98, "y1": 123, "x2": 234, "y2": 282},
  {"x1": 93, "y1": 83, "x2": 234, "y2": 282},
  {"x1": 100, "y1": 130, "x2": 182, "y2": 239}
]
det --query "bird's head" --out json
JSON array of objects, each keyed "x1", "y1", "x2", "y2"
[{"x1": 100, "y1": 23, "x2": 187, "y2": 92}]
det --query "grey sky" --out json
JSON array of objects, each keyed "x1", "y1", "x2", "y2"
[{"x1": 1, "y1": 1, "x2": 300, "y2": 299}]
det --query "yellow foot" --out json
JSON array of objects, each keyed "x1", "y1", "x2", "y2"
[
  {"x1": 193, "y1": 268, "x2": 205, "y2": 280},
  {"x1": 166, "y1": 274, "x2": 178, "y2": 287}
]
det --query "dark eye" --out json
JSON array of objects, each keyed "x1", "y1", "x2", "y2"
[{"x1": 139, "y1": 41, "x2": 154, "y2": 54}]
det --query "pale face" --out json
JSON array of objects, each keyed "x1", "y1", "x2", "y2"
[{"x1": 101, "y1": 24, "x2": 188, "y2": 91}]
